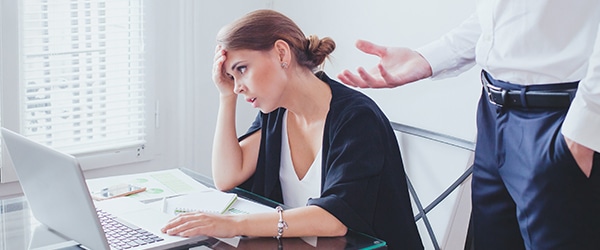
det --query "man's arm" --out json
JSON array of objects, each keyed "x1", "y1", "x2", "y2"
[
  {"x1": 562, "y1": 24, "x2": 600, "y2": 177},
  {"x1": 416, "y1": 12, "x2": 480, "y2": 79},
  {"x1": 338, "y1": 12, "x2": 481, "y2": 89}
]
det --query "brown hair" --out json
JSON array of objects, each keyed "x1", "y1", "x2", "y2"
[{"x1": 217, "y1": 9, "x2": 335, "y2": 71}]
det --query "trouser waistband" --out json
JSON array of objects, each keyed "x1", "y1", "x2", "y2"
[{"x1": 481, "y1": 71, "x2": 578, "y2": 109}]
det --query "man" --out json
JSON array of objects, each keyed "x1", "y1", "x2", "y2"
[{"x1": 339, "y1": 2, "x2": 600, "y2": 249}]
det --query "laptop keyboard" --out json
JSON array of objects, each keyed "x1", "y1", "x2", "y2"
[{"x1": 97, "y1": 209, "x2": 164, "y2": 249}]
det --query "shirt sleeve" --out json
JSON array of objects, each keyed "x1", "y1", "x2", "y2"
[
  {"x1": 307, "y1": 106, "x2": 388, "y2": 232},
  {"x1": 416, "y1": 12, "x2": 481, "y2": 79},
  {"x1": 562, "y1": 23, "x2": 600, "y2": 153}
]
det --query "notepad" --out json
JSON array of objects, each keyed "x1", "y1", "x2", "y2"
[{"x1": 163, "y1": 190, "x2": 238, "y2": 215}]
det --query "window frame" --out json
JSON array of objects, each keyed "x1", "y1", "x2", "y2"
[{"x1": 1, "y1": 0, "x2": 157, "y2": 183}]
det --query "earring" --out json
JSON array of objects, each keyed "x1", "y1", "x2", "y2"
[{"x1": 281, "y1": 62, "x2": 288, "y2": 69}]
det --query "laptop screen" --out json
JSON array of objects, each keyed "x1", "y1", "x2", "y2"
[{"x1": 1, "y1": 128, "x2": 110, "y2": 250}]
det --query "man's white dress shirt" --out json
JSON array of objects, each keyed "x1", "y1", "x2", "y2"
[{"x1": 418, "y1": 0, "x2": 600, "y2": 152}]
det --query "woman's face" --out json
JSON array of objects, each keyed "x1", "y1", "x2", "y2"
[{"x1": 223, "y1": 48, "x2": 287, "y2": 113}]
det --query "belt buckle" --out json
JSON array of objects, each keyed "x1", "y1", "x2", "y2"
[{"x1": 485, "y1": 82, "x2": 507, "y2": 108}]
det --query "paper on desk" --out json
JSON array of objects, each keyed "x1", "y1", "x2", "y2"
[
  {"x1": 86, "y1": 169, "x2": 212, "y2": 202},
  {"x1": 225, "y1": 197, "x2": 275, "y2": 215},
  {"x1": 157, "y1": 196, "x2": 276, "y2": 248},
  {"x1": 148, "y1": 192, "x2": 242, "y2": 248},
  {"x1": 163, "y1": 190, "x2": 238, "y2": 215},
  {"x1": 213, "y1": 197, "x2": 277, "y2": 248}
]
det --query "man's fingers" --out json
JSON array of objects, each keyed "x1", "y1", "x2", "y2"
[
  {"x1": 356, "y1": 40, "x2": 386, "y2": 58},
  {"x1": 339, "y1": 69, "x2": 370, "y2": 88},
  {"x1": 358, "y1": 67, "x2": 387, "y2": 88},
  {"x1": 337, "y1": 72, "x2": 354, "y2": 87},
  {"x1": 378, "y1": 64, "x2": 400, "y2": 86}
]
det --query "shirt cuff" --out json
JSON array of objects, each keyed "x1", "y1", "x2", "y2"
[
  {"x1": 562, "y1": 96, "x2": 600, "y2": 153},
  {"x1": 416, "y1": 40, "x2": 476, "y2": 80}
]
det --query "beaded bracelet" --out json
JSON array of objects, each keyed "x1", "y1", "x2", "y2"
[{"x1": 275, "y1": 206, "x2": 288, "y2": 239}]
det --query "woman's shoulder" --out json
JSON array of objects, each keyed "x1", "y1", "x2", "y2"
[
  {"x1": 318, "y1": 72, "x2": 380, "y2": 109},
  {"x1": 318, "y1": 73, "x2": 385, "y2": 120}
]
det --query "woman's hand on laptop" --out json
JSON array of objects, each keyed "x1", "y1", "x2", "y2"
[{"x1": 161, "y1": 212, "x2": 240, "y2": 238}]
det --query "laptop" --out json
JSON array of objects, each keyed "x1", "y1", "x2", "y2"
[{"x1": 1, "y1": 128, "x2": 206, "y2": 250}]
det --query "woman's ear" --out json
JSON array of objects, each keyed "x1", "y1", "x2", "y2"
[{"x1": 273, "y1": 40, "x2": 291, "y2": 65}]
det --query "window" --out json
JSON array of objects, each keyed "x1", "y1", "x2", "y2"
[{"x1": 1, "y1": 0, "x2": 154, "y2": 183}]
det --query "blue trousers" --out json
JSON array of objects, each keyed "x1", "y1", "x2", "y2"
[{"x1": 471, "y1": 74, "x2": 600, "y2": 250}]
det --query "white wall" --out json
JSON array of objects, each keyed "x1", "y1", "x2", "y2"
[{"x1": 273, "y1": 0, "x2": 479, "y2": 139}]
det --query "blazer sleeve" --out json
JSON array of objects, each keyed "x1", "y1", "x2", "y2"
[{"x1": 238, "y1": 112, "x2": 262, "y2": 142}]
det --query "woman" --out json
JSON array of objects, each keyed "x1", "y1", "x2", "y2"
[{"x1": 161, "y1": 9, "x2": 422, "y2": 250}]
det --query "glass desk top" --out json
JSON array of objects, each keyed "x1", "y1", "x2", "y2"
[{"x1": 0, "y1": 168, "x2": 386, "y2": 250}]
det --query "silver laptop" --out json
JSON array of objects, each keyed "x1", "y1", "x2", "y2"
[{"x1": 1, "y1": 128, "x2": 206, "y2": 250}]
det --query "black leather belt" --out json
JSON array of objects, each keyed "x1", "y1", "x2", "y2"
[{"x1": 481, "y1": 71, "x2": 577, "y2": 109}]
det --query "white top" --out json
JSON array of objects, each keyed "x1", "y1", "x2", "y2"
[
  {"x1": 417, "y1": 1, "x2": 600, "y2": 152},
  {"x1": 279, "y1": 111, "x2": 322, "y2": 208}
]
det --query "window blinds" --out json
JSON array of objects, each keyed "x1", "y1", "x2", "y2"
[{"x1": 21, "y1": 0, "x2": 146, "y2": 155}]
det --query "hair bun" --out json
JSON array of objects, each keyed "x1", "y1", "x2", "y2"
[{"x1": 306, "y1": 35, "x2": 336, "y2": 69}]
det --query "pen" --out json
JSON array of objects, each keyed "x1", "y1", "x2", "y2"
[{"x1": 162, "y1": 197, "x2": 168, "y2": 213}]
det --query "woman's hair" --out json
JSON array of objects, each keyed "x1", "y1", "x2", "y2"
[{"x1": 217, "y1": 9, "x2": 335, "y2": 71}]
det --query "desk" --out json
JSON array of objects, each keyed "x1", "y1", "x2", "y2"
[{"x1": 0, "y1": 168, "x2": 386, "y2": 250}]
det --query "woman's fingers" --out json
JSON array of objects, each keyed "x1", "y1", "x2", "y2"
[
  {"x1": 162, "y1": 213, "x2": 203, "y2": 235},
  {"x1": 162, "y1": 213, "x2": 237, "y2": 238}
]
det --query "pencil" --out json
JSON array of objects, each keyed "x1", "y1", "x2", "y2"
[{"x1": 162, "y1": 197, "x2": 168, "y2": 213}]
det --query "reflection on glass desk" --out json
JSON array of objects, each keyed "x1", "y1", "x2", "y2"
[{"x1": 0, "y1": 168, "x2": 386, "y2": 250}]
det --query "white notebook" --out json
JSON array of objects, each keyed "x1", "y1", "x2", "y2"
[{"x1": 163, "y1": 190, "x2": 238, "y2": 215}]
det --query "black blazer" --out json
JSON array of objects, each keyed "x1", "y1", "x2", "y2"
[{"x1": 238, "y1": 72, "x2": 423, "y2": 250}]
